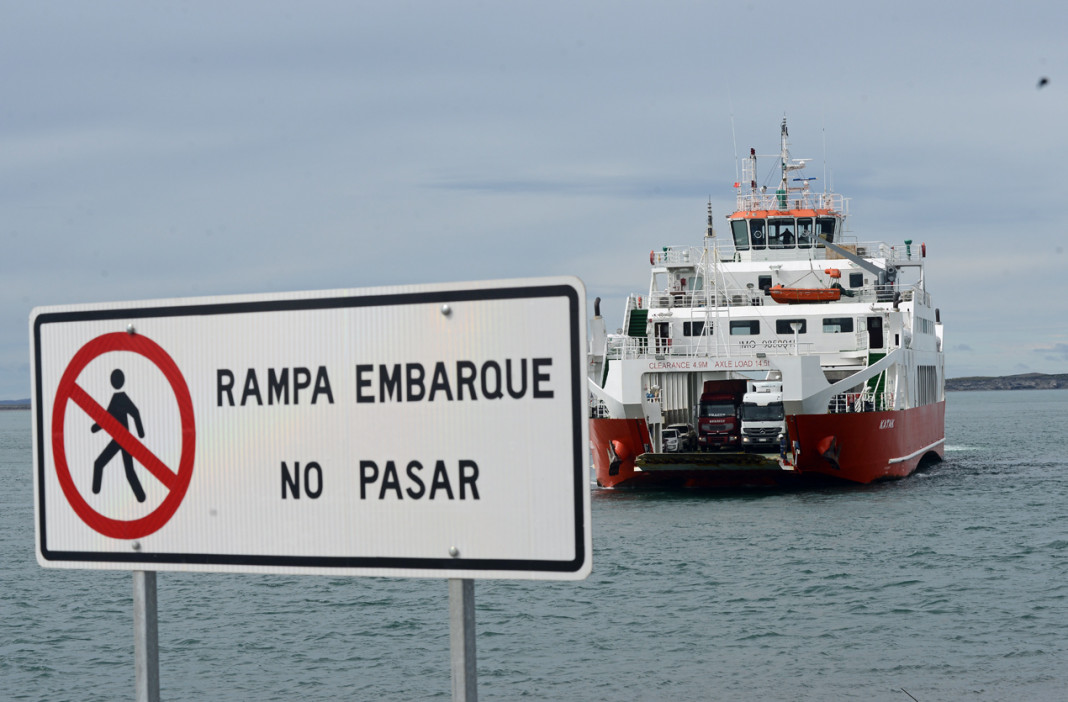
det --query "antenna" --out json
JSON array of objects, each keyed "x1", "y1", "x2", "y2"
[
  {"x1": 822, "y1": 123, "x2": 828, "y2": 194},
  {"x1": 728, "y1": 92, "x2": 739, "y2": 182}
]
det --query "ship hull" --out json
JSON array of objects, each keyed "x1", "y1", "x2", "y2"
[
  {"x1": 591, "y1": 401, "x2": 944, "y2": 489},
  {"x1": 787, "y1": 400, "x2": 945, "y2": 483}
]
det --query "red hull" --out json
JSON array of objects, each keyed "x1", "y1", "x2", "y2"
[
  {"x1": 787, "y1": 401, "x2": 944, "y2": 483},
  {"x1": 589, "y1": 418, "x2": 653, "y2": 488},
  {"x1": 591, "y1": 401, "x2": 944, "y2": 489}
]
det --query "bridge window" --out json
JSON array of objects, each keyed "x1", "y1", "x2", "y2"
[
  {"x1": 730, "y1": 320, "x2": 760, "y2": 335},
  {"x1": 796, "y1": 218, "x2": 815, "y2": 248},
  {"x1": 750, "y1": 219, "x2": 766, "y2": 250},
  {"x1": 731, "y1": 220, "x2": 749, "y2": 251},
  {"x1": 768, "y1": 219, "x2": 796, "y2": 249},
  {"x1": 816, "y1": 216, "x2": 837, "y2": 245}
]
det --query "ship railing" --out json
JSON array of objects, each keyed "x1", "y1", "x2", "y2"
[
  {"x1": 646, "y1": 287, "x2": 776, "y2": 309},
  {"x1": 642, "y1": 283, "x2": 932, "y2": 312},
  {"x1": 647, "y1": 291, "x2": 701, "y2": 309},
  {"x1": 713, "y1": 237, "x2": 923, "y2": 266},
  {"x1": 901, "y1": 286, "x2": 930, "y2": 307},
  {"x1": 825, "y1": 239, "x2": 885, "y2": 261},
  {"x1": 829, "y1": 239, "x2": 932, "y2": 270},
  {"x1": 827, "y1": 389, "x2": 894, "y2": 414},
  {"x1": 645, "y1": 285, "x2": 893, "y2": 310},
  {"x1": 878, "y1": 241, "x2": 927, "y2": 265},
  {"x1": 829, "y1": 392, "x2": 867, "y2": 413},
  {"x1": 626, "y1": 336, "x2": 727, "y2": 359},
  {"x1": 605, "y1": 334, "x2": 632, "y2": 360},
  {"x1": 614, "y1": 336, "x2": 650, "y2": 359},
  {"x1": 650, "y1": 246, "x2": 704, "y2": 266},
  {"x1": 734, "y1": 190, "x2": 849, "y2": 214},
  {"x1": 634, "y1": 338, "x2": 820, "y2": 359},
  {"x1": 892, "y1": 286, "x2": 931, "y2": 307}
]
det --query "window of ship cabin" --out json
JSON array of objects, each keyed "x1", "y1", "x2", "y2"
[
  {"x1": 816, "y1": 216, "x2": 837, "y2": 245},
  {"x1": 750, "y1": 219, "x2": 766, "y2": 249},
  {"x1": 731, "y1": 220, "x2": 749, "y2": 251},
  {"x1": 758, "y1": 275, "x2": 772, "y2": 294},
  {"x1": 822, "y1": 317, "x2": 854, "y2": 333},
  {"x1": 683, "y1": 321, "x2": 709, "y2": 336},
  {"x1": 796, "y1": 218, "x2": 815, "y2": 248},
  {"x1": 775, "y1": 319, "x2": 807, "y2": 334},
  {"x1": 768, "y1": 220, "x2": 795, "y2": 249},
  {"x1": 730, "y1": 320, "x2": 760, "y2": 335},
  {"x1": 849, "y1": 272, "x2": 864, "y2": 288}
]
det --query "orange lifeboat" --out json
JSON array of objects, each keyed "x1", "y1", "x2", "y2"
[{"x1": 769, "y1": 285, "x2": 842, "y2": 303}]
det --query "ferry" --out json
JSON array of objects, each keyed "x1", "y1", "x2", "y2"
[{"x1": 588, "y1": 119, "x2": 945, "y2": 488}]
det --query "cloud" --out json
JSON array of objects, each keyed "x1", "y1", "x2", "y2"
[
  {"x1": 1033, "y1": 343, "x2": 1068, "y2": 359},
  {"x1": 428, "y1": 174, "x2": 711, "y2": 200},
  {"x1": 953, "y1": 343, "x2": 973, "y2": 352}
]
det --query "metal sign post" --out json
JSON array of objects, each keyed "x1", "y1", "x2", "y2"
[
  {"x1": 133, "y1": 570, "x2": 160, "y2": 702},
  {"x1": 449, "y1": 578, "x2": 478, "y2": 701}
]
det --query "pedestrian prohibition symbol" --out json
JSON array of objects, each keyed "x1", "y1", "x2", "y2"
[{"x1": 51, "y1": 332, "x2": 196, "y2": 540}]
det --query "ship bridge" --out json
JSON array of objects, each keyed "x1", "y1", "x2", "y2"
[{"x1": 729, "y1": 117, "x2": 850, "y2": 262}]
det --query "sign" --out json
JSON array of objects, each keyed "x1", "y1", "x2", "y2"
[{"x1": 31, "y1": 278, "x2": 591, "y2": 580}]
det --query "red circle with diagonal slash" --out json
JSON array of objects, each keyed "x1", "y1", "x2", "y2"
[{"x1": 52, "y1": 332, "x2": 196, "y2": 539}]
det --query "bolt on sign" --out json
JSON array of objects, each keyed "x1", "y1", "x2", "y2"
[{"x1": 31, "y1": 278, "x2": 591, "y2": 580}]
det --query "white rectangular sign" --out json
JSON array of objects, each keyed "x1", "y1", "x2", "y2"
[{"x1": 31, "y1": 277, "x2": 590, "y2": 580}]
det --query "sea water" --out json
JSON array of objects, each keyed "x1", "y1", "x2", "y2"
[{"x1": 2, "y1": 390, "x2": 1066, "y2": 701}]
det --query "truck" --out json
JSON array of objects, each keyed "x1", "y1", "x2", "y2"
[
  {"x1": 740, "y1": 381, "x2": 786, "y2": 452},
  {"x1": 695, "y1": 379, "x2": 747, "y2": 451}
]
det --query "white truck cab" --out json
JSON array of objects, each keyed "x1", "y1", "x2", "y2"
[{"x1": 740, "y1": 381, "x2": 786, "y2": 452}]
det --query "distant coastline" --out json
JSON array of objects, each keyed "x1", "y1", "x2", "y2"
[
  {"x1": 2, "y1": 373, "x2": 1065, "y2": 407},
  {"x1": 945, "y1": 373, "x2": 1068, "y2": 392}
]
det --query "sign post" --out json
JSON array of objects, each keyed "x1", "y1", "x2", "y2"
[
  {"x1": 31, "y1": 277, "x2": 591, "y2": 699},
  {"x1": 449, "y1": 578, "x2": 477, "y2": 701},
  {"x1": 133, "y1": 571, "x2": 160, "y2": 702}
]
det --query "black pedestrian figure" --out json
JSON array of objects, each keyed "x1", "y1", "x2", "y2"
[{"x1": 91, "y1": 369, "x2": 147, "y2": 502}]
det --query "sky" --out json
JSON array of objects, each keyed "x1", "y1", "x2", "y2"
[{"x1": 3, "y1": 0, "x2": 1067, "y2": 399}]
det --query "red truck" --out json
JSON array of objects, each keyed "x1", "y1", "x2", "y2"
[{"x1": 696, "y1": 379, "x2": 747, "y2": 451}]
